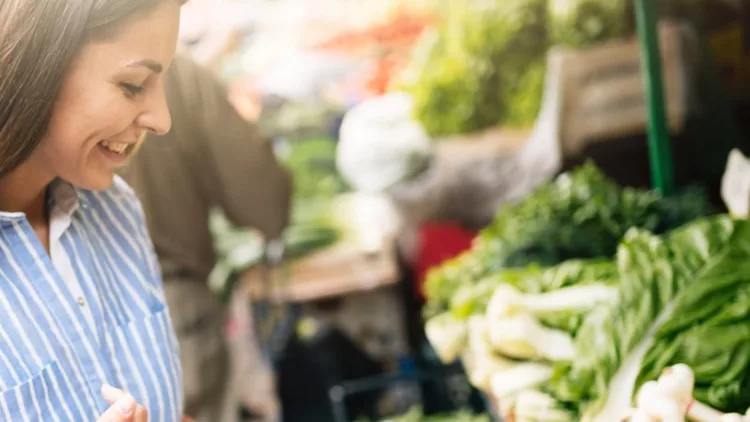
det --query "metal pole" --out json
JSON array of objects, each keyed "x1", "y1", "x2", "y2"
[{"x1": 635, "y1": 0, "x2": 675, "y2": 196}]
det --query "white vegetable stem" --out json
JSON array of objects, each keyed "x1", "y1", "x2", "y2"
[
  {"x1": 424, "y1": 312, "x2": 467, "y2": 364},
  {"x1": 717, "y1": 407, "x2": 750, "y2": 422},
  {"x1": 513, "y1": 390, "x2": 575, "y2": 422},
  {"x1": 691, "y1": 402, "x2": 727, "y2": 422},
  {"x1": 625, "y1": 364, "x2": 733, "y2": 422},
  {"x1": 489, "y1": 363, "x2": 555, "y2": 399},
  {"x1": 635, "y1": 381, "x2": 687, "y2": 422},
  {"x1": 487, "y1": 313, "x2": 576, "y2": 361},
  {"x1": 486, "y1": 283, "x2": 618, "y2": 321},
  {"x1": 484, "y1": 283, "x2": 614, "y2": 361},
  {"x1": 590, "y1": 301, "x2": 679, "y2": 422},
  {"x1": 463, "y1": 316, "x2": 515, "y2": 391}
]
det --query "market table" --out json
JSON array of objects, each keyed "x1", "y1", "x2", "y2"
[{"x1": 244, "y1": 240, "x2": 399, "y2": 303}]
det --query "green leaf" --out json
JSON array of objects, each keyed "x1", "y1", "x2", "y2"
[
  {"x1": 631, "y1": 218, "x2": 750, "y2": 413},
  {"x1": 550, "y1": 216, "x2": 750, "y2": 415}
]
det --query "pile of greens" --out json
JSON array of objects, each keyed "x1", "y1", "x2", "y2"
[
  {"x1": 425, "y1": 216, "x2": 750, "y2": 420},
  {"x1": 551, "y1": 216, "x2": 750, "y2": 417},
  {"x1": 401, "y1": 0, "x2": 629, "y2": 137},
  {"x1": 401, "y1": 0, "x2": 548, "y2": 136},
  {"x1": 424, "y1": 163, "x2": 713, "y2": 318}
]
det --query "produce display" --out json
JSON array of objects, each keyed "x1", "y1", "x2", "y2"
[
  {"x1": 427, "y1": 215, "x2": 750, "y2": 420},
  {"x1": 399, "y1": 0, "x2": 629, "y2": 137},
  {"x1": 198, "y1": 2, "x2": 749, "y2": 419},
  {"x1": 423, "y1": 163, "x2": 713, "y2": 318},
  {"x1": 424, "y1": 164, "x2": 750, "y2": 420}
]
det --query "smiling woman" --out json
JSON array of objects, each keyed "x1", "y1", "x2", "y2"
[{"x1": 0, "y1": 0, "x2": 190, "y2": 421}]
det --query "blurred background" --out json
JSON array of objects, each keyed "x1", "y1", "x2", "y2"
[{"x1": 142, "y1": 0, "x2": 750, "y2": 421}]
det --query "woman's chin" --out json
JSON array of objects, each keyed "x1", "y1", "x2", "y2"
[{"x1": 69, "y1": 171, "x2": 116, "y2": 191}]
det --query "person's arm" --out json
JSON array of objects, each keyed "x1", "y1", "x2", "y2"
[{"x1": 170, "y1": 55, "x2": 293, "y2": 239}]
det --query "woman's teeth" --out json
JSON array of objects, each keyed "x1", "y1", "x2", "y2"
[{"x1": 101, "y1": 140, "x2": 129, "y2": 154}]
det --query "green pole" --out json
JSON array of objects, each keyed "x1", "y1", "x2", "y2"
[{"x1": 634, "y1": 0, "x2": 675, "y2": 196}]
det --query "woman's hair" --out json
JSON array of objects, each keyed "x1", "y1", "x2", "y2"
[{"x1": 0, "y1": 0, "x2": 185, "y2": 179}]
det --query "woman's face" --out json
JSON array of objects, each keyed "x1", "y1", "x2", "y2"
[{"x1": 33, "y1": 1, "x2": 181, "y2": 191}]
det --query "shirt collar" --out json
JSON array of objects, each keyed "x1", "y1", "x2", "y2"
[
  {"x1": 0, "y1": 178, "x2": 87, "y2": 226},
  {"x1": 47, "y1": 178, "x2": 89, "y2": 218}
]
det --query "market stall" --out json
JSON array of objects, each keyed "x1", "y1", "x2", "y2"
[
  {"x1": 420, "y1": 1, "x2": 750, "y2": 418},
  {"x1": 183, "y1": 0, "x2": 750, "y2": 421}
]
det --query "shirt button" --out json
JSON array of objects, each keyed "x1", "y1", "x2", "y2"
[{"x1": 77, "y1": 297, "x2": 86, "y2": 307}]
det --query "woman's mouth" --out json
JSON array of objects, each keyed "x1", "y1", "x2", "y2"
[
  {"x1": 100, "y1": 140, "x2": 132, "y2": 154},
  {"x1": 98, "y1": 140, "x2": 134, "y2": 163}
]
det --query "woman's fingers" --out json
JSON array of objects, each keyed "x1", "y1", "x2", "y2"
[
  {"x1": 101, "y1": 384, "x2": 126, "y2": 403},
  {"x1": 97, "y1": 393, "x2": 137, "y2": 422},
  {"x1": 100, "y1": 384, "x2": 148, "y2": 422},
  {"x1": 134, "y1": 403, "x2": 149, "y2": 422}
]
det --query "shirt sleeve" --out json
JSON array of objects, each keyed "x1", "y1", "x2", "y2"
[{"x1": 167, "y1": 55, "x2": 293, "y2": 239}]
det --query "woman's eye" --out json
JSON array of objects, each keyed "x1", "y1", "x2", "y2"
[{"x1": 120, "y1": 82, "x2": 145, "y2": 97}]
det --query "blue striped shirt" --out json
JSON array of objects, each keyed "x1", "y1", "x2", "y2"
[{"x1": 0, "y1": 177, "x2": 183, "y2": 421}]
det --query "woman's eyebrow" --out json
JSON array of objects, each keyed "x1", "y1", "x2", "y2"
[{"x1": 125, "y1": 59, "x2": 163, "y2": 74}]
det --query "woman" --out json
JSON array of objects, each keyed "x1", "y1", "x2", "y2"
[{"x1": 0, "y1": 0, "x2": 191, "y2": 421}]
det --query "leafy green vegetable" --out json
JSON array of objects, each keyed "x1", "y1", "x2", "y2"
[
  {"x1": 446, "y1": 258, "x2": 616, "y2": 322},
  {"x1": 547, "y1": 0, "x2": 628, "y2": 47},
  {"x1": 549, "y1": 227, "x2": 677, "y2": 411},
  {"x1": 517, "y1": 259, "x2": 618, "y2": 294},
  {"x1": 426, "y1": 259, "x2": 617, "y2": 369},
  {"x1": 528, "y1": 283, "x2": 619, "y2": 335},
  {"x1": 425, "y1": 213, "x2": 750, "y2": 420},
  {"x1": 426, "y1": 212, "x2": 749, "y2": 418},
  {"x1": 633, "y1": 218, "x2": 750, "y2": 413},
  {"x1": 401, "y1": 0, "x2": 630, "y2": 137},
  {"x1": 637, "y1": 322, "x2": 750, "y2": 413},
  {"x1": 550, "y1": 216, "x2": 750, "y2": 416},
  {"x1": 424, "y1": 163, "x2": 713, "y2": 318},
  {"x1": 423, "y1": 244, "x2": 499, "y2": 318},
  {"x1": 401, "y1": 0, "x2": 548, "y2": 137}
]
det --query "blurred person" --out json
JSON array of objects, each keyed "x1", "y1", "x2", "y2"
[
  {"x1": 123, "y1": 54, "x2": 292, "y2": 422},
  {"x1": 0, "y1": 0, "x2": 199, "y2": 420}
]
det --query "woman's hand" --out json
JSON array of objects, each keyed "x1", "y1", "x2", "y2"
[
  {"x1": 181, "y1": 417, "x2": 196, "y2": 422},
  {"x1": 98, "y1": 384, "x2": 148, "y2": 422}
]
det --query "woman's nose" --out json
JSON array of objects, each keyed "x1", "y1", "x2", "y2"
[{"x1": 136, "y1": 82, "x2": 171, "y2": 135}]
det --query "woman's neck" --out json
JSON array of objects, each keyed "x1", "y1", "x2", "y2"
[{"x1": 0, "y1": 162, "x2": 54, "y2": 227}]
